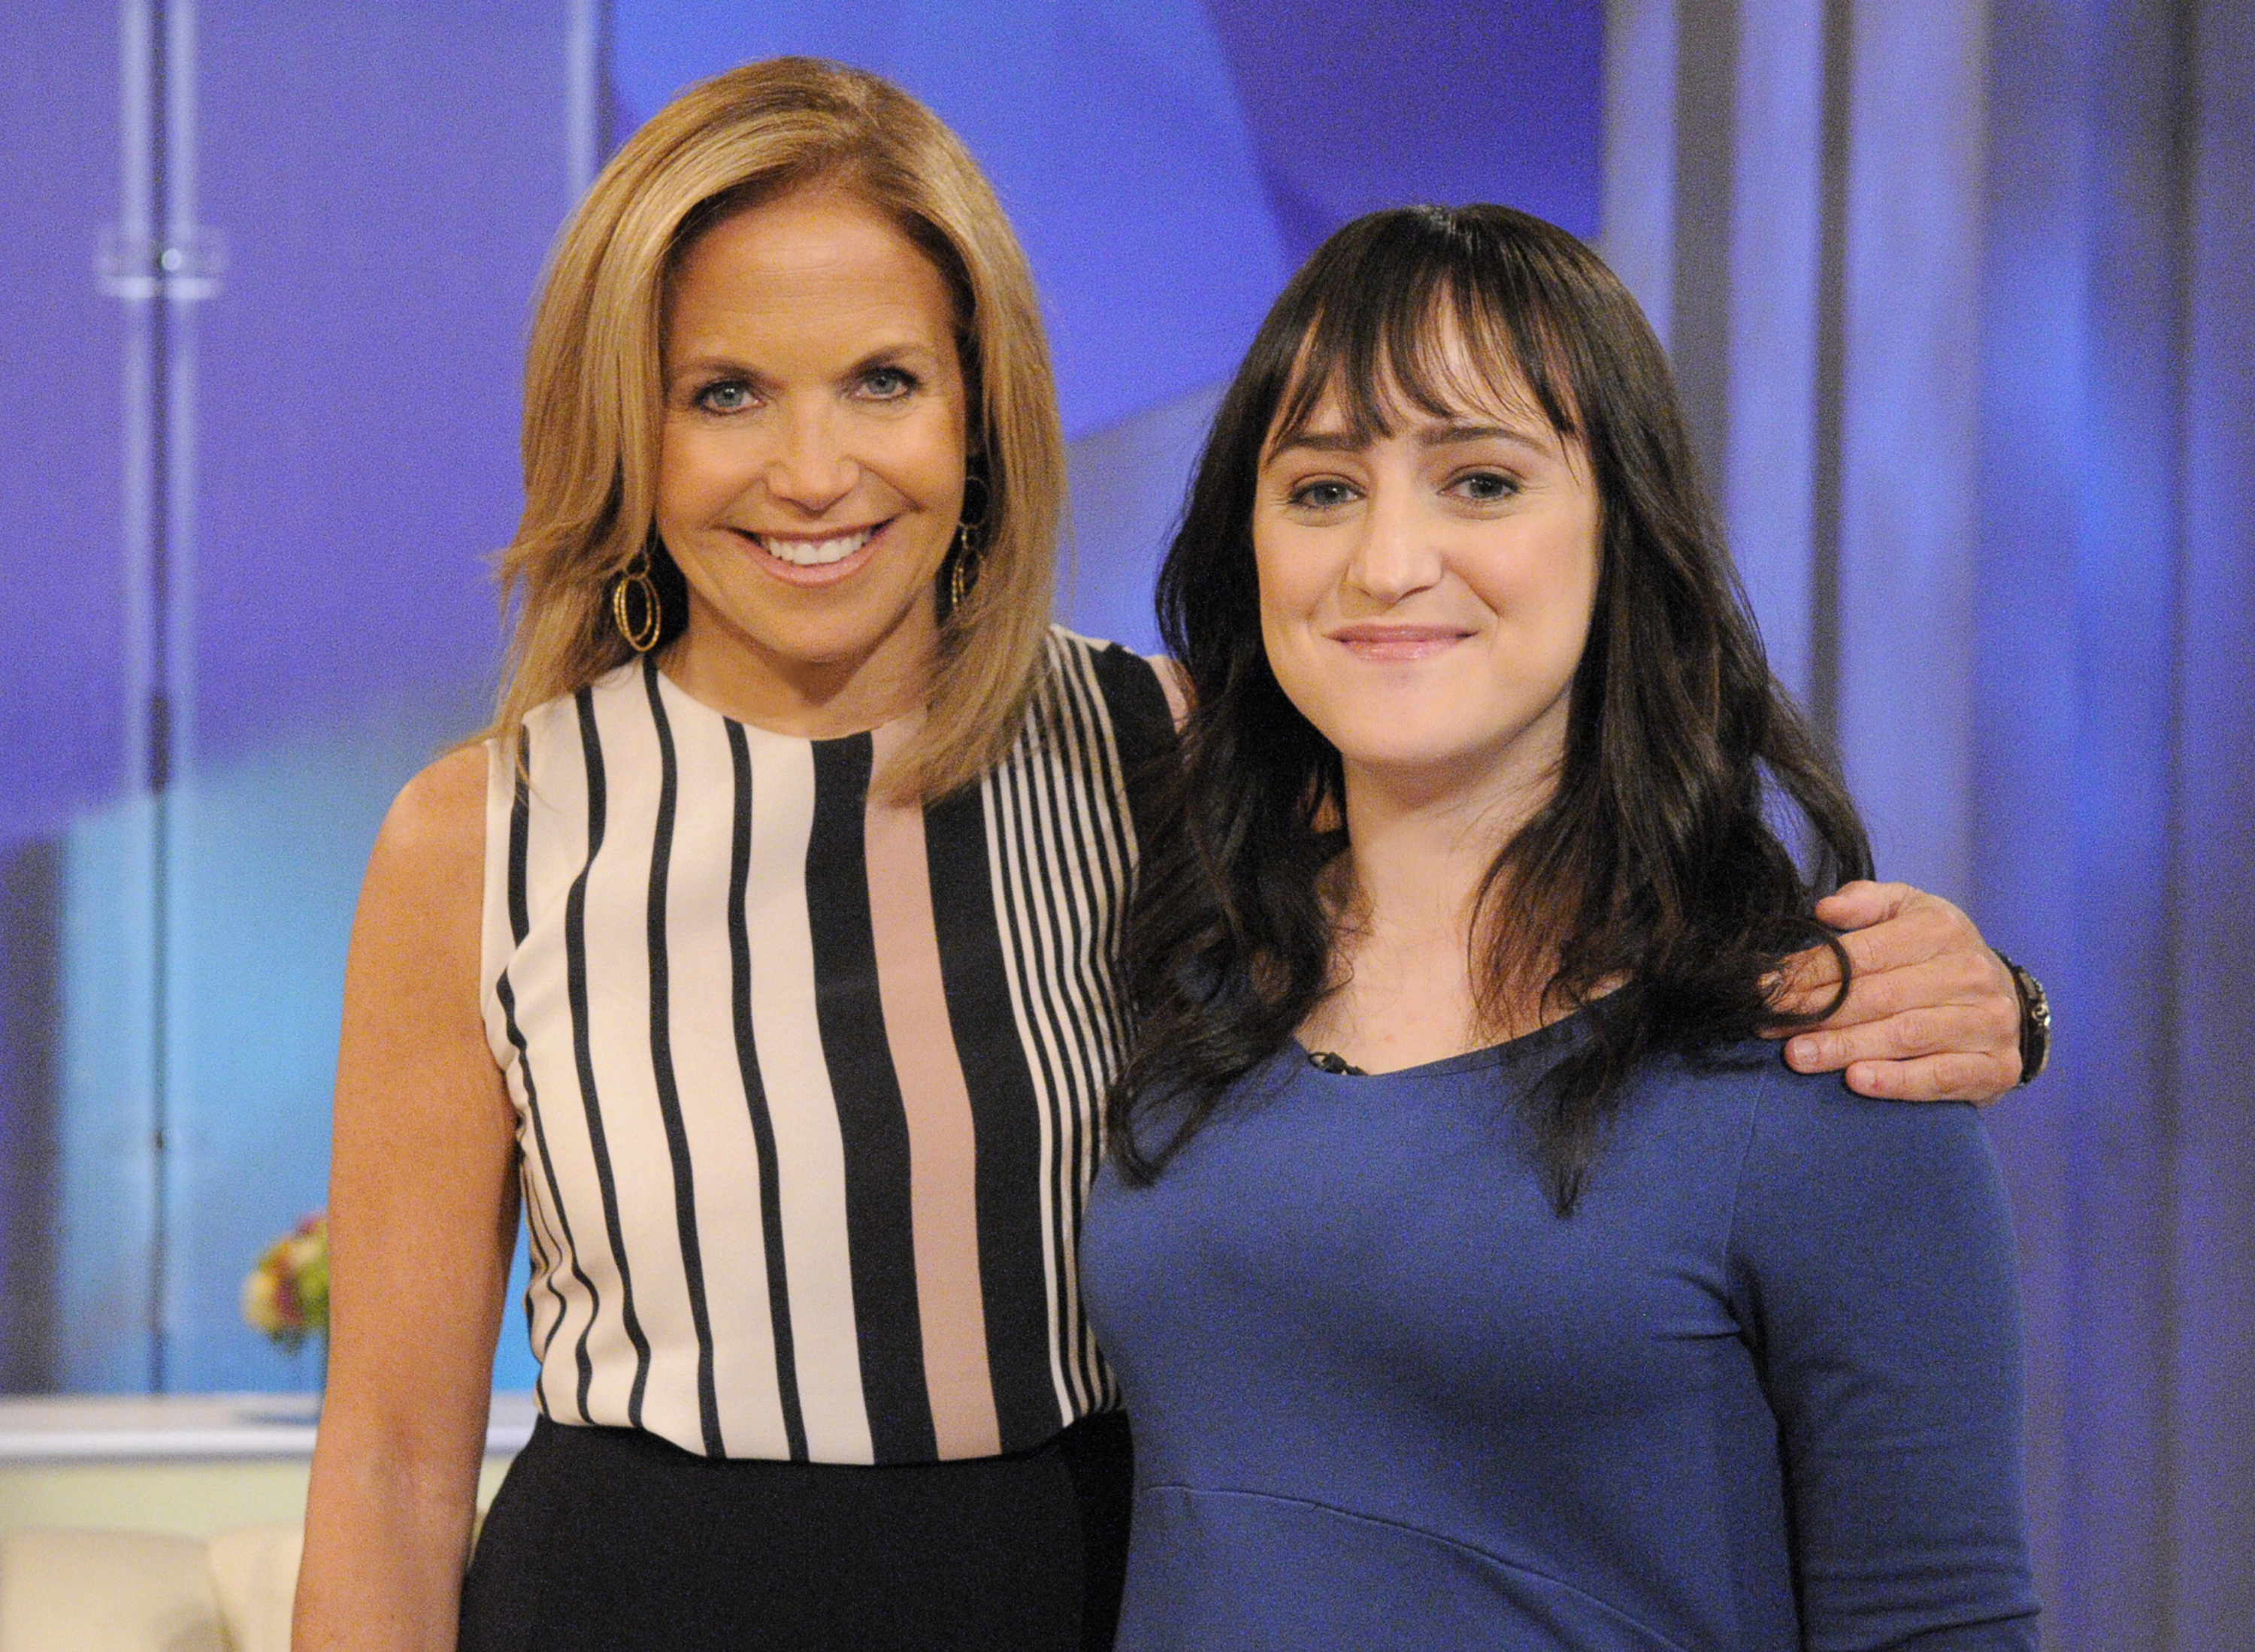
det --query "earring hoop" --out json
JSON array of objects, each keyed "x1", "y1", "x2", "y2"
[
  {"x1": 946, "y1": 471, "x2": 989, "y2": 622},
  {"x1": 949, "y1": 540, "x2": 974, "y2": 617},
  {"x1": 612, "y1": 541, "x2": 664, "y2": 654}
]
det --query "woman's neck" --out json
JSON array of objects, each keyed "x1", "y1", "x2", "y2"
[
  {"x1": 1298, "y1": 756, "x2": 1555, "y2": 1075},
  {"x1": 664, "y1": 595, "x2": 939, "y2": 740}
]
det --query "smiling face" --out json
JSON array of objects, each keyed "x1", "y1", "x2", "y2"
[
  {"x1": 1253, "y1": 329, "x2": 1603, "y2": 815},
  {"x1": 656, "y1": 185, "x2": 969, "y2": 733}
]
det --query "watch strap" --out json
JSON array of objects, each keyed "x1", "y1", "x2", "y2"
[{"x1": 1994, "y1": 952, "x2": 2051, "y2": 1085}]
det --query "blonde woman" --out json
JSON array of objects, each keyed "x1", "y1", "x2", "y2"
[
  {"x1": 294, "y1": 59, "x2": 2032, "y2": 1652},
  {"x1": 297, "y1": 59, "x2": 1158, "y2": 1651}
]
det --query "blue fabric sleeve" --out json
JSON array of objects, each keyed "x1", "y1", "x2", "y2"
[{"x1": 1728, "y1": 1075, "x2": 2042, "y2": 1650}]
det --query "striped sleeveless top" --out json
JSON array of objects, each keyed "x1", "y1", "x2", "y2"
[{"x1": 478, "y1": 628, "x2": 1176, "y2": 1465}]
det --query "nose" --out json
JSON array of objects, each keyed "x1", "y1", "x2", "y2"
[
  {"x1": 1342, "y1": 481, "x2": 1444, "y2": 605},
  {"x1": 764, "y1": 400, "x2": 859, "y2": 514}
]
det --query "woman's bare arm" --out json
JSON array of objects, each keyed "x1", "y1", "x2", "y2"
[{"x1": 294, "y1": 746, "x2": 519, "y2": 1651}]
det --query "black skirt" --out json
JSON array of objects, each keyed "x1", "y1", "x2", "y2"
[{"x1": 458, "y1": 1411, "x2": 1132, "y2": 1652}]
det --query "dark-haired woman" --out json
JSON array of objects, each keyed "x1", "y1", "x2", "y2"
[{"x1": 1081, "y1": 205, "x2": 2040, "y2": 1649}]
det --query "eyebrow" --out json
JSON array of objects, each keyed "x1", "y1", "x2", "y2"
[
  {"x1": 1268, "y1": 421, "x2": 1554, "y2": 458},
  {"x1": 669, "y1": 352, "x2": 755, "y2": 383},
  {"x1": 667, "y1": 340, "x2": 941, "y2": 387},
  {"x1": 1418, "y1": 422, "x2": 1549, "y2": 451}
]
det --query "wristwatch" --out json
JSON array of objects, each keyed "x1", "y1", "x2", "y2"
[{"x1": 1994, "y1": 952, "x2": 2051, "y2": 1085}]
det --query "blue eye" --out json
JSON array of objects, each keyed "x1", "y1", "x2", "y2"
[
  {"x1": 862, "y1": 366, "x2": 919, "y2": 398},
  {"x1": 695, "y1": 380, "x2": 753, "y2": 413}
]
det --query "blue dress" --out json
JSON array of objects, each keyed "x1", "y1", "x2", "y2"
[{"x1": 1080, "y1": 1021, "x2": 2039, "y2": 1650}]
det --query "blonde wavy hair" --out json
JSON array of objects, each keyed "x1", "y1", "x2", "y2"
[{"x1": 489, "y1": 58, "x2": 1063, "y2": 800}]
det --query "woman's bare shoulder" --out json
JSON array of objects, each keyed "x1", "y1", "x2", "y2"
[{"x1": 360, "y1": 743, "x2": 489, "y2": 947}]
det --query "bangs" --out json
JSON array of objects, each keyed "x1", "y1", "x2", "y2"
[{"x1": 1264, "y1": 209, "x2": 1585, "y2": 456}]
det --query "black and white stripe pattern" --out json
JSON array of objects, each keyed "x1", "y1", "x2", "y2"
[
  {"x1": 477, "y1": 629, "x2": 1174, "y2": 1462},
  {"x1": 983, "y1": 631, "x2": 1140, "y2": 1421}
]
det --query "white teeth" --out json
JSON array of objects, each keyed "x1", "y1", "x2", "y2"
[{"x1": 759, "y1": 528, "x2": 875, "y2": 567}]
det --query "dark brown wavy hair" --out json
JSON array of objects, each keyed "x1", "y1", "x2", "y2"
[{"x1": 1111, "y1": 204, "x2": 1872, "y2": 1212}]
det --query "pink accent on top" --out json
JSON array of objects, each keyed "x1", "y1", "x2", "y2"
[{"x1": 864, "y1": 718, "x2": 1003, "y2": 1458}]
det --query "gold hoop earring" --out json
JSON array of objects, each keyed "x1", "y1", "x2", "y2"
[
  {"x1": 949, "y1": 542, "x2": 973, "y2": 617},
  {"x1": 958, "y1": 470, "x2": 989, "y2": 532},
  {"x1": 612, "y1": 543, "x2": 663, "y2": 653},
  {"x1": 946, "y1": 471, "x2": 988, "y2": 622}
]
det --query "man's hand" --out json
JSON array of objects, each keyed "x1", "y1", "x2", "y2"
[{"x1": 1762, "y1": 881, "x2": 2023, "y2": 1103}]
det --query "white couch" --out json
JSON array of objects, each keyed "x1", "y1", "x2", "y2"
[{"x1": 0, "y1": 1523, "x2": 301, "y2": 1652}]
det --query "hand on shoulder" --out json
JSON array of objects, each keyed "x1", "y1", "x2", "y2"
[{"x1": 1760, "y1": 881, "x2": 2027, "y2": 1105}]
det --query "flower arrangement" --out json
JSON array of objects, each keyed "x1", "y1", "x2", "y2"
[{"x1": 242, "y1": 1212, "x2": 329, "y2": 1355}]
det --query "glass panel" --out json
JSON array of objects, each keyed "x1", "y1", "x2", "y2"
[
  {"x1": 0, "y1": 5, "x2": 136, "y2": 1392},
  {"x1": 153, "y1": 0, "x2": 574, "y2": 1391},
  {"x1": 8, "y1": 2, "x2": 579, "y2": 1393}
]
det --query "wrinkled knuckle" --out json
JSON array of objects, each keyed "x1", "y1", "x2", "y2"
[
  {"x1": 1893, "y1": 1060, "x2": 1949, "y2": 1101},
  {"x1": 1914, "y1": 1062, "x2": 1963, "y2": 1102},
  {"x1": 1920, "y1": 904, "x2": 1964, "y2": 944},
  {"x1": 1893, "y1": 1008, "x2": 1938, "y2": 1054},
  {"x1": 1892, "y1": 1058, "x2": 1948, "y2": 1102},
  {"x1": 1954, "y1": 952, "x2": 1996, "y2": 995}
]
